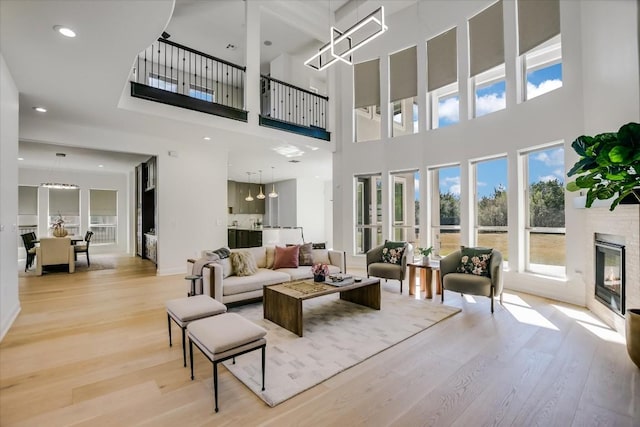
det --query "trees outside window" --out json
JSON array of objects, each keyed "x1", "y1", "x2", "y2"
[
  {"x1": 430, "y1": 165, "x2": 460, "y2": 256},
  {"x1": 355, "y1": 174, "x2": 382, "y2": 254}
]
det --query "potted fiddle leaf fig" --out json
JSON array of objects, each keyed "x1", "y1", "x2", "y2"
[{"x1": 566, "y1": 122, "x2": 640, "y2": 211}]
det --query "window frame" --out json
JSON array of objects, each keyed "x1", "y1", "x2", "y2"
[
  {"x1": 430, "y1": 81, "x2": 459, "y2": 129},
  {"x1": 522, "y1": 35, "x2": 563, "y2": 102},
  {"x1": 472, "y1": 63, "x2": 506, "y2": 118}
]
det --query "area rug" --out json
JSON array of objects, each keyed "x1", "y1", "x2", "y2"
[
  {"x1": 225, "y1": 290, "x2": 460, "y2": 407},
  {"x1": 19, "y1": 259, "x2": 115, "y2": 276}
]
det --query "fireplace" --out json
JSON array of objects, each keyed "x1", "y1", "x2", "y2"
[{"x1": 594, "y1": 239, "x2": 625, "y2": 316}]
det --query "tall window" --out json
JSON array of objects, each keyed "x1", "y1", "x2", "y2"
[
  {"x1": 427, "y1": 28, "x2": 458, "y2": 129},
  {"x1": 473, "y1": 157, "x2": 508, "y2": 265},
  {"x1": 430, "y1": 165, "x2": 461, "y2": 256},
  {"x1": 90, "y1": 189, "x2": 117, "y2": 244},
  {"x1": 148, "y1": 73, "x2": 177, "y2": 92},
  {"x1": 523, "y1": 145, "x2": 566, "y2": 277},
  {"x1": 517, "y1": 0, "x2": 562, "y2": 101},
  {"x1": 189, "y1": 84, "x2": 215, "y2": 102},
  {"x1": 474, "y1": 65, "x2": 506, "y2": 117},
  {"x1": 354, "y1": 59, "x2": 381, "y2": 142},
  {"x1": 390, "y1": 46, "x2": 418, "y2": 137},
  {"x1": 48, "y1": 188, "x2": 80, "y2": 237},
  {"x1": 391, "y1": 170, "x2": 419, "y2": 245},
  {"x1": 355, "y1": 174, "x2": 382, "y2": 254},
  {"x1": 469, "y1": 1, "x2": 505, "y2": 118}
]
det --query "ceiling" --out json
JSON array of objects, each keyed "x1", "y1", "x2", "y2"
[{"x1": 1, "y1": 0, "x2": 414, "y2": 184}]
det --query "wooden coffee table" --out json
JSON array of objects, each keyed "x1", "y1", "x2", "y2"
[{"x1": 263, "y1": 278, "x2": 381, "y2": 337}]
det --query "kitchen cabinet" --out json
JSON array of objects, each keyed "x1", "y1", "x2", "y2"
[
  {"x1": 135, "y1": 157, "x2": 157, "y2": 265},
  {"x1": 228, "y1": 229, "x2": 262, "y2": 249},
  {"x1": 228, "y1": 181, "x2": 265, "y2": 214}
]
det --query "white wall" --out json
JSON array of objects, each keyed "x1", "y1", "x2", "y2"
[
  {"x1": 331, "y1": 0, "x2": 639, "y2": 306},
  {"x1": 18, "y1": 167, "x2": 130, "y2": 255},
  {"x1": 0, "y1": 53, "x2": 20, "y2": 341},
  {"x1": 296, "y1": 177, "x2": 327, "y2": 244}
]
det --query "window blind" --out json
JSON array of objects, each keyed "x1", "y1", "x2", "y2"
[
  {"x1": 518, "y1": 0, "x2": 560, "y2": 54},
  {"x1": 390, "y1": 46, "x2": 417, "y2": 102},
  {"x1": 468, "y1": 1, "x2": 504, "y2": 77},
  {"x1": 90, "y1": 189, "x2": 117, "y2": 216},
  {"x1": 427, "y1": 28, "x2": 457, "y2": 91},
  {"x1": 18, "y1": 186, "x2": 38, "y2": 215},
  {"x1": 49, "y1": 188, "x2": 80, "y2": 216},
  {"x1": 354, "y1": 59, "x2": 380, "y2": 108}
]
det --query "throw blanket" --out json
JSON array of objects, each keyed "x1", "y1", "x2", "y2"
[{"x1": 191, "y1": 253, "x2": 220, "y2": 277}]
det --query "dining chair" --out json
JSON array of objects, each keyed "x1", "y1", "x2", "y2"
[
  {"x1": 35, "y1": 237, "x2": 75, "y2": 275},
  {"x1": 21, "y1": 233, "x2": 37, "y2": 272},
  {"x1": 74, "y1": 231, "x2": 94, "y2": 266}
]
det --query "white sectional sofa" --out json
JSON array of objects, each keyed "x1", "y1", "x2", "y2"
[{"x1": 187, "y1": 246, "x2": 346, "y2": 305}]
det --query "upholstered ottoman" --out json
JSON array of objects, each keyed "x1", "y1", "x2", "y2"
[
  {"x1": 188, "y1": 313, "x2": 267, "y2": 412},
  {"x1": 166, "y1": 295, "x2": 227, "y2": 367}
]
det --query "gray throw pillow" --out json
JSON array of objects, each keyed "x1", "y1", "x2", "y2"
[{"x1": 298, "y1": 242, "x2": 314, "y2": 266}]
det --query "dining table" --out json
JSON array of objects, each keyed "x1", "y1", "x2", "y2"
[{"x1": 33, "y1": 236, "x2": 85, "y2": 245}]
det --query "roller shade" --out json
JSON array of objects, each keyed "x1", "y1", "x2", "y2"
[
  {"x1": 49, "y1": 188, "x2": 79, "y2": 216},
  {"x1": 19, "y1": 186, "x2": 38, "y2": 215},
  {"x1": 390, "y1": 46, "x2": 417, "y2": 102},
  {"x1": 354, "y1": 59, "x2": 380, "y2": 108},
  {"x1": 468, "y1": 1, "x2": 504, "y2": 77},
  {"x1": 518, "y1": 0, "x2": 560, "y2": 54},
  {"x1": 427, "y1": 28, "x2": 458, "y2": 91},
  {"x1": 90, "y1": 189, "x2": 117, "y2": 216}
]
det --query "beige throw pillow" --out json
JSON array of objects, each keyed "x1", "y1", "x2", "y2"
[
  {"x1": 312, "y1": 249, "x2": 331, "y2": 265},
  {"x1": 230, "y1": 251, "x2": 258, "y2": 277}
]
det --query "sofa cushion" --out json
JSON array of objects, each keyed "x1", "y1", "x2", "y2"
[
  {"x1": 277, "y1": 264, "x2": 341, "y2": 281},
  {"x1": 273, "y1": 245, "x2": 299, "y2": 269},
  {"x1": 240, "y1": 246, "x2": 267, "y2": 268},
  {"x1": 382, "y1": 241, "x2": 406, "y2": 265},
  {"x1": 312, "y1": 249, "x2": 331, "y2": 265},
  {"x1": 456, "y1": 246, "x2": 492, "y2": 277},
  {"x1": 230, "y1": 250, "x2": 258, "y2": 276},
  {"x1": 298, "y1": 242, "x2": 314, "y2": 266},
  {"x1": 223, "y1": 269, "x2": 291, "y2": 296}
]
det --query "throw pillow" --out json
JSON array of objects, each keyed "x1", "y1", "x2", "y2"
[
  {"x1": 230, "y1": 250, "x2": 258, "y2": 277},
  {"x1": 312, "y1": 249, "x2": 331, "y2": 265},
  {"x1": 265, "y1": 246, "x2": 276, "y2": 269},
  {"x1": 298, "y1": 242, "x2": 314, "y2": 266},
  {"x1": 217, "y1": 258, "x2": 233, "y2": 278},
  {"x1": 273, "y1": 245, "x2": 300, "y2": 269},
  {"x1": 210, "y1": 246, "x2": 231, "y2": 259},
  {"x1": 382, "y1": 241, "x2": 406, "y2": 265},
  {"x1": 456, "y1": 246, "x2": 492, "y2": 277}
]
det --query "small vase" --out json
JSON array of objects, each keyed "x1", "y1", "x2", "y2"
[
  {"x1": 626, "y1": 309, "x2": 640, "y2": 369},
  {"x1": 53, "y1": 227, "x2": 68, "y2": 237},
  {"x1": 313, "y1": 274, "x2": 325, "y2": 283}
]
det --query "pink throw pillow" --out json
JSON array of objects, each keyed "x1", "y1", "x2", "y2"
[{"x1": 273, "y1": 245, "x2": 300, "y2": 269}]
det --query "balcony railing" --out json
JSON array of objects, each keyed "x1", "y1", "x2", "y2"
[
  {"x1": 259, "y1": 75, "x2": 330, "y2": 141},
  {"x1": 131, "y1": 38, "x2": 247, "y2": 122}
]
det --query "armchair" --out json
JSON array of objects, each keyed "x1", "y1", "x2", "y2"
[
  {"x1": 439, "y1": 248, "x2": 504, "y2": 313},
  {"x1": 366, "y1": 242, "x2": 413, "y2": 293},
  {"x1": 35, "y1": 237, "x2": 75, "y2": 276}
]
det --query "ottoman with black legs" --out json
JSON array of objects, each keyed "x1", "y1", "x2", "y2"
[{"x1": 188, "y1": 313, "x2": 267, "y2": 412}]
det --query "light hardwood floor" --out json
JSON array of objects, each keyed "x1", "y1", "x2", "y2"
[{"x1": 1, "y1": 255, "x2": 638, "y2": 426}]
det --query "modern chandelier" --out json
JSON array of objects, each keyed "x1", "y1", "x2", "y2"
[
  {"x1": 40, "y1": 153, "x2": 79, "y2": 190},
  {"x1": 304, "y1": 6, "x2": 388, "y2": 71}
]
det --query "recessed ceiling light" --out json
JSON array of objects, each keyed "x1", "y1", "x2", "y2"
[
  {"x1": 203, "y1": 136, "x2": 211, "y2": 141},
  {"x1": 264, "y1": 40, "x2": 272, "y2": 46},
  {"x1": 98, "y1": 164, "x2": 104, "y2": 168},
  {"x1": 53, "y1": 25, "x2": 76, "y2": 38},
  {"x1": 18, "y1": 157, "x2": 24, "y2": 161},
  {"x1": 33, "y1": 107, "x2": 47, "y2": 113}
]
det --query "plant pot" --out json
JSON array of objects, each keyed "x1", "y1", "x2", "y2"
[
  {"x1": 313, "y1": 274, "x2": 325, "y2": 283},
  {"x1": 626, "y1": 309, "x2": 640, "y2": 369},
  {"x1": 53, "y1": 227, "x2": 68, "y2": 237}
]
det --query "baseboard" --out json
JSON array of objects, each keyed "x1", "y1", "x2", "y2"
[
  {"x1": 0, "y1": 302, "x2": 21, "y2": 342},
  {"x1": 156, "y1": 267, "x2": 184, "y2": 276}
]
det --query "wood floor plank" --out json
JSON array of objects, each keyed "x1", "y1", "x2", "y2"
[{"x1": 2, "y1": 256, "x2": 639, "y2": 426}]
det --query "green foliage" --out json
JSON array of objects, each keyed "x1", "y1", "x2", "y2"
[
  {"x1": 529, "y1": 180, "x2": 565, "y2": 227},
  {"x1": 478, "y1": 188, "x2": 508, "y2": 227},
  {"x1": 567, "y1": 122, "x2": 640, "y2": 210},
  {"x1": 417, "y1": 246, "x2": 433, "y2": 257},
  {"x1": 439, "y1": 192, "x2": 460, "y2": 225}
]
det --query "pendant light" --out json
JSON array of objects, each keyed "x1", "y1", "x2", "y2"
[
  {"x1": 269, "y1": 166, "x2": 278, "y2": 198},
  {"x1": 245, "y1": 172, "x2": 254, "y2": 202},
  {"x1": 40, "y1": 152, "x2": 79, "y2": 189},
  {"x1": 256, "y1": 169, "x2": 266, "y2": 199}
]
